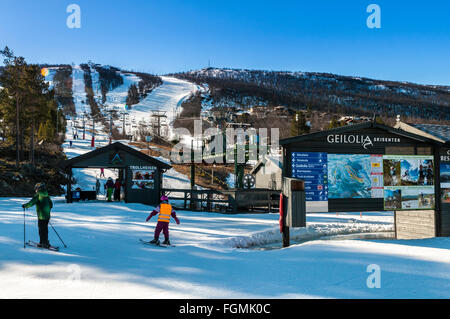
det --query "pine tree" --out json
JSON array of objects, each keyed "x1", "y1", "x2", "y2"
[
  {"x1": 126, "y1": 84, "x2": 139, "y2": 106},
  {"x1": 0, "y1": 46, "x2": 59, "y2": 166}
]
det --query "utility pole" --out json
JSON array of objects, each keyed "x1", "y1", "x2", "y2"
[
  {"x1": 123, "y1": 113, "x2": 126, "y2": 136},
  {"x1": 109, "y1": 112, "x2": 113, "y2": 144},
  {"x1": 82, "y1": 113, "x2": 86, "y2": 140},
  {"x1": 211, "y1": 164, "x2": 215, "y2": 185},
  {"x1": 190, "y1": 139, "x2": 195, "y2": 189},
  {"x1": 91, "y1": 115, "x2": 96, "y2": 147}
]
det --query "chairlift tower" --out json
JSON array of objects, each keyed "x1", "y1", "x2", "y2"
[
  {"x1": 119, "y1": 111, "x2": 129, "y2": 137},
  {"x1": 150, "y1": 111, "x2": 167, "y2": 137}
]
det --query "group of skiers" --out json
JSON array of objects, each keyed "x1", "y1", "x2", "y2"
[
  {"x1": 22, "y1": 183, "x2": 180, "y2": 248},
  {"x1": 104, "y1": 177, "x2": 122, "y2": 202},
  {"x1": 96, "y1": 169, "x2": 121, "y2": 202}
]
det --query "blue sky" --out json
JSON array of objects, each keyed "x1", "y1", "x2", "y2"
[{"x1": 0, "y1": 0, "x2": 449, "y2": 85}]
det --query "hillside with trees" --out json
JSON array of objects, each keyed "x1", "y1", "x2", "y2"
[
  {"x1": 0, "y1": 47, "x2": 68, "y2": 196},
  {"x1": 51, "y1": 65, "x2": 76, "y2": 116},
  {"x1": 125, "y1": 71, "x2": 162, "y2": 107},
  {"x1": 174, "y1": 68, "x2": 450, "y2": 130},
  {"x1": 90, "y1": 64, "x2": 124, "y2": 104}
]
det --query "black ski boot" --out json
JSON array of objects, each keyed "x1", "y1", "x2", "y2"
[
  {"x1": 38, "y1": 242, "x2": 50, "y2": 249},
  {"x1": 162, "y1": 239, "x2": 170, "y2": 246},
  {"x1": 150, "y1": 238, "x2": 160, "y2": 245}
]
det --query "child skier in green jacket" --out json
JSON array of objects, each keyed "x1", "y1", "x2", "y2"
[{"x1": 22, "y1": 183, "x2": 53, "y2": 248}]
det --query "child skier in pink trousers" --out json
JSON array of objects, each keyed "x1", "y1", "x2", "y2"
[{"x1": 145, "y1": 195, "x2": 180, "y2": 245}]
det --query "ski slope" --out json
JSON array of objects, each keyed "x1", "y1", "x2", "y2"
[
  {"x1": 47, "y1": 65, "x2": 199, "y2": 143},
  {"x1": 127, "y1": 76, "x2": 199, "y2": 140},
  {"x1": 105, "y1": 73, "x2": 141, "y2": 106},
  {"x1": 62, "y1": 113, "x2": 193, "y2": 192},
  {"x1": 72, "y1": 66, "x2": 90, "y2": 116}
]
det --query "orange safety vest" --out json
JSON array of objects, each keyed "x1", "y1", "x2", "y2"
[{"x1": 157, "y1": 203, "x2": 172, "y2": 223}]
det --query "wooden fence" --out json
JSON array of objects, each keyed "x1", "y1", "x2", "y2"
[{"x1": 161, "y1": 188, "x2": 281, "y2": 214}]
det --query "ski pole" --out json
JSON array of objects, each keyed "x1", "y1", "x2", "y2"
[
  {"x1": 23, "y1": 207, "x2": 26, "y2": 249},
  {"x1": 49, "y1": 221, "x2": 67, "y2": 248}
]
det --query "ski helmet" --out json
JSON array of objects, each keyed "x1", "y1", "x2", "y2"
[
  {"x1": 160, "y1": 195, "x2": 169, "y2": 202},
  {"x1": 34, "y1": 182, "x2": 46, "y2": 191}
]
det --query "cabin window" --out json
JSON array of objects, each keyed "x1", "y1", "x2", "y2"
[
  {"x1": 385, "y1": 146, "x2": 415, "y2": 155},
  {"x1": 416, "y1": 147, "x2": 432, "y2": 155}
]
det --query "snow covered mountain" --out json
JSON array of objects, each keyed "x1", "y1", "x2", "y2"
[{"x1": 44, "y1": 63, "x2": 200, "y2": 141}]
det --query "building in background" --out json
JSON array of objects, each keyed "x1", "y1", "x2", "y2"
[{"x1": 251, "y1": 154, "x2": 283, "y2": 190}]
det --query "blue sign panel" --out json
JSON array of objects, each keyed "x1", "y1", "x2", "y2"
[{"x1": 291, "y1": 152, "x2": 328, "y2": 202}]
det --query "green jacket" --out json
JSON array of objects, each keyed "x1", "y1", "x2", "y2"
[{"x1": 24, "y1": 190, "x2": 53, "y2": 220}]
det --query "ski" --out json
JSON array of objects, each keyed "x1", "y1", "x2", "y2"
[
  {"x1": 26, "y1": 240, "x2": 60, "y2": 252},
  {"x1": 139, "y1": 238, "x2": 174, "y2": 247}
]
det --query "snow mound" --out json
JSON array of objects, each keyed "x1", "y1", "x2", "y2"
[{"x1": 215, "y1": 222, "x2": 394, "y2": 249}]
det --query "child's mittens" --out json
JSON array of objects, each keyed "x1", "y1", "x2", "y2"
[
  {"x1": 145, "y1": 215, "x2": 151, "y2": 222},
  {"x1": 175, "y1": 217, "x2": 180, "y2": 225}
]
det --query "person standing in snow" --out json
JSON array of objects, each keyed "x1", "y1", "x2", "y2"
[
  {"x1": 100, "y1": 168, "x2": 105, "y2": 178},
  {"x1": 145, "y1": 195, "x2": 180, "y2": 245},
  {"x1": 113, "y1": 178, "x2": 121, "y2": 201},
  {"x1": 95, "y1": 179, "x2": 101, "y2": 196},
  {"x1": 105, "y1": 177, "x2": 115, "y2": 202},
  {"x1": 22, "y1": 183, "x2": 53, "y2": 248}
]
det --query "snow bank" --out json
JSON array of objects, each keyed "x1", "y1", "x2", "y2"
[{"x1": 214, "y1": 221, "x2": 394, "y2": 249}]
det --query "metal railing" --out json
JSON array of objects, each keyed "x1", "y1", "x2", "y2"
[{"x1": 161, "y1": 188, "x2": 280, "y2": 214}]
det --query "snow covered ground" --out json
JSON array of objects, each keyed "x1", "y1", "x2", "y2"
[{"x1": 1, "y1": 199, "x2": 449, "y2": 299}]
